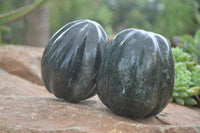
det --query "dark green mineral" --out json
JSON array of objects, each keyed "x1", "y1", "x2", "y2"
[
  {"x1": 97, "y1": 28, "x2": 174, "y2": 118},
  {"x1": 41, "y1": 19, "x2": 109, "y2": 103}
]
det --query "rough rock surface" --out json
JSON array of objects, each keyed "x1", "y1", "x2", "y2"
[
  {"x1": 0, "y1": 45, "x2": 200, "y2": 133},
  {"x1": 0, "y1": 70, "x2": 51, "y2": 97},
  {"x1": 0, "y1": 95, "x2": 200, "y2": 133},
  {"x1": 0, "y1": 45, "x2": 43, "y2": 85}
]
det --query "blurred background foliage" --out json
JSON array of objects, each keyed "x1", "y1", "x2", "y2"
[{"x1": 0, "y1": 0, "x2": 200, "y2": 45}]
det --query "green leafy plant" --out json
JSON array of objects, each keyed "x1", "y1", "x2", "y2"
[
  {"x1": 171, "y1": 47, "x2": 200, "y2": 106},
  {"x1": 180, "y1": 29, "x2": 200, "y2": 63}
]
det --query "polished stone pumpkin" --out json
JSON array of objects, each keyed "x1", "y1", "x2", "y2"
[
  {"x1": 41, "y1": 19, "x2": 108, "y2": 103},
  {"x1": 97, "y1": 28, "x2": 174, "y2": 118}
]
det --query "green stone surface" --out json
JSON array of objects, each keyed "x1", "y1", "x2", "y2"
[
  {"x1": 97, "y1": 28, "x2": 174, "y2": 118},
  {"x1": 41, "y1": 19, "x2": 108, "y2": 103}
]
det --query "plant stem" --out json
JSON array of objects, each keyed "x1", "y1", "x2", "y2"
[
  {"x1": 0, "y1": 0, "x2": 50, "y2": 25},
  {"x1": 195, "y1": 94, "x2": 200, "y2": 103},
  {"x1": 0, "y1": 32, "x2": 2, "y2": 45}
]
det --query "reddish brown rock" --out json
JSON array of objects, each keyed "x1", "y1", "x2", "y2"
[
  {"x1": 0, "y1": 95, "x2": 199, "y2": 133},
  {"x1": 0, "y1": 45, "x2": 199, "y2": 133},
  {"x1": 0, "y1": 69, "x2": 51, "y2": 97},
  {"x1": 0, "y1": 45, "x2": 44, "y2": 85}
]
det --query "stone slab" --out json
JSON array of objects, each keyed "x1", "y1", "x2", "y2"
[
  {"x1": 0, "y1": 95, "x2": 199, "y2": 133},
  {"x1": 0, "y1": 45, "x2": 43, "y2": 85}
]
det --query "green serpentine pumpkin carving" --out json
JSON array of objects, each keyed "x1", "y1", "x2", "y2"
[
  {"x1": 97, "y1": 28, "x2": 174, "y2": 118},
  {"x1": 41, "y1": 19, "x2": 108, "y2": 103}
]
